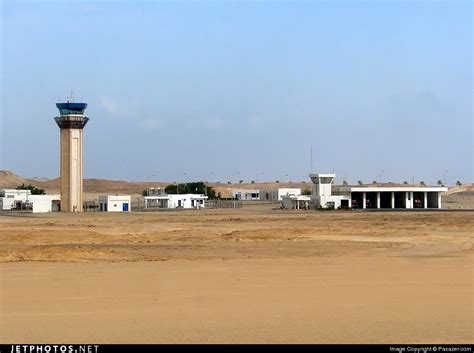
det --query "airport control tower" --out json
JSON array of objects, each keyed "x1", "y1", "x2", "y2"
[{"x1": 54, "y1": 97, "x2": 90, "y2": 212}]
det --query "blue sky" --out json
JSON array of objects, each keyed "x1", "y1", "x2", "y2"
[{"x1": 1, "y1": 0, "x2": 472, "y2": 185}]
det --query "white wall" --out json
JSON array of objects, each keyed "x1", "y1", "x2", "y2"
[
  {"x1": 281, "y1": 195, "x2": 311, "y2": 209},
  {"x1": 260, "y1": 188, "x2": 301, "y2": 201},
  {"x1": 260, "y1": 189, "x2": 278, "y2": 201},
  {"x1": 315, "y1": 183, "x2": 333, "y2": 196},
  {"x1": 310, "y1": 174, "x2": 335, "y2": 197},
  {"x1": 315, "y1": 195, "x2": 350, "y2": 209},
  {"x1": 2, "y1": 189, "x2": 31, "y2": 197},
  {"x1": 0, "y1": 189, "x2": 31, "y2": 210},
  {"x1": 168, "y1": 194, "x2": 206, "y2": 208},
  {"x1": 278, "y1": 188, "x2": 301, "y2": 200},
  {"x1": 28, "y1": 195, "x2": 61, "y2": 213},
  {"x1": 233, "y1": 189, "x2": 260, "y2": 200},
  {"x1": 31, "y1": 198, "x2": 53, "y2": 213},
  {"x1": 99, "y1": 195, "x2": 131, "y2": 212},
  {"x1": 0, "y1": 191, "x2": 59, "y2": 212},
  {"x1": 147, "y1": 188, "x2": 166, "y2": 196},
  {"x1": 281, "y1": 197, "x2": 293, "y2": 209},
  {"x1": 0, "y1": 197, "x2": 15, "y2": 210}
]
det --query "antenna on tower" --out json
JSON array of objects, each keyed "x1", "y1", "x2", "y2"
[{"x1": 310, "y1": 146, "x2": 313, "y2": 173}]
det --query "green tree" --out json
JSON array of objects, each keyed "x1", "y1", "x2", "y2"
[
  {"x1": 301, "y1": 188, "x2": 312, "y2": 195},
  {"x1": 164, "y1": 181, "x2": 218, "y2": 199},
  {"x1": 16, "y1": 183, "x2": 45, "y2": 195}
]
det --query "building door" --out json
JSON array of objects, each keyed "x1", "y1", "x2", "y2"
[{"x1": 122, "y1": 203, "x2": 129, "y2": 212}]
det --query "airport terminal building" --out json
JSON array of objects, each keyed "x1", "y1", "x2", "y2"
[
  {"x1": 347, "y1": 185, "x2": 447, "y2": 209},
  {"x1": 307, "y1": 174, "x2": 448, "y2": 209}
]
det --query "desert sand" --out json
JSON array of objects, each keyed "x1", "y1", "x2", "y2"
[{"x1": 0, "y1": 206, "x2": 472, "y2": 343}]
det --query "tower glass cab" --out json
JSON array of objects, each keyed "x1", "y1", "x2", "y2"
[{"x1": 309, "y1": 173, "x2": 335, "y2": 197}]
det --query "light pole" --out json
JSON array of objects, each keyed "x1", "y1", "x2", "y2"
[
  {"x1": 147, "y1": 174, "x2": 156, "y2": 182},
  {"x1": 444, "y1": 170, "x2": 448, "y2": 186},
  {"x1": 379, "y1": 170, "x2": 384, "y2": 184},
  {"x1": 205, "y1": 172, "x2": 214, "y2": 197},
  {"x1": 182, "y1": 172, "x2": 187, "y2": 194},
  {"x1": 231, "y1": 171, "x2": 240, "y2": 184},
  {"x1": 146, "y1": 174, "x2": 156, "y2": 196},
  {"x1": 255, "y1": 172, "x2": 264, "y2": 184}
]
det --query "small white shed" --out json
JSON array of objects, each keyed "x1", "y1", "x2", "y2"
[
  {"x1": 98, "y1": 195, "x2": 131, "y2": 212},
  {"x1": 28, "y1": 194, "x2": 61, "y2": 213}
]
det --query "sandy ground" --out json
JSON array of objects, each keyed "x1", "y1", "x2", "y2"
[{"x1": 0, "y1": 206, "x2": 472, "y2": 343}]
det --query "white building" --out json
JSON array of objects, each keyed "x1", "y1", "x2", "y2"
[
  {"x1": 232, "y1": 189, "x2": 260, "y2": 200},
  {"x1": 347, "y1": 185, "x2": 448, "y2": 209},
  {"x1": 146, "y1": 187, "x2": 166, "y2": 196},
  {"x1": 0, "y1": 189, "x2": 60, "y2": 213},
  {"x1": 260, "y1": 188, "x2": 302, "y2": 201},
  {"x1": 144, "y1": 194, "x2": 208, "y2": 209},
  {"x1": 281, "y1": 194, "x2": 312, "y2": 210},
  {"x1": 98, "y1": 195, "x2": 131, "y2": 212},
  {"x1": 310, "y1": 174, "x2": 350, "y2": 209},
  {"x1": 0, "y1": 189, "x2": 31, "y2": 210},
  {"x1": 29, "y1": 194, "x2": 61, "y2": 213},
  {"x1": 308, "y1": 173, "x2": 448, "y2": 209}
]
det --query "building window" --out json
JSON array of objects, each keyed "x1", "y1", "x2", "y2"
[{"x1": 320, "y1": 177, "x2": 333, "y2": 184}]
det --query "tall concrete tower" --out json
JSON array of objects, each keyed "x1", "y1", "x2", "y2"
[{"x1": 54, "y1": 100, "x2": 90, "y2": 212}]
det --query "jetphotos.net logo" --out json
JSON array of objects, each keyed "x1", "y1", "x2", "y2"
[{"x1": 9, "y1": 345, "x2": 99, "y2": 353}]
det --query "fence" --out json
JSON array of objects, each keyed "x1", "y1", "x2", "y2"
[{"x1": 206, "y1": 200, "x2": 243, "y2": 209}]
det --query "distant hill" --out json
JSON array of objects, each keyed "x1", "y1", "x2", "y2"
[
  {"x1": 443, "y1": 184, "x2": 474, "y2": 196},
  {"x1": 0, "y1": 170, "x2": 309, "y2": 197},
  {"x1": 0, "y1": 170, "x2": 166, "y2": 194},
  {"x1": 0, "y1": 170, "x2": 32, "y2": 188}
]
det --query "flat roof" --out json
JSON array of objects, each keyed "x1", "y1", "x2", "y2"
[
  {"x1": 144, "y1": 196, "x2": 169, "y2": 200},
  {"x1": 144, "y1": 194, "x2": 208, "y2": 200},
  {"x1": 349, "y1": 186, "x2": 448, "y2": 192},
  {"x1": 282, "y1": 195, "x2": 312, "y2": 200}
]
